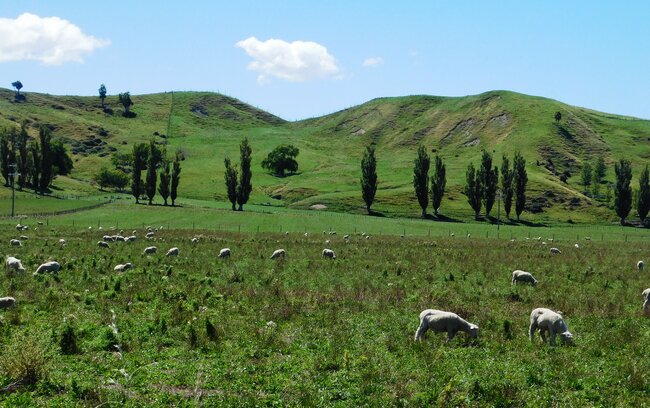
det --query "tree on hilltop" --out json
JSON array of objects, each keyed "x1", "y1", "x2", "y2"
[
  {"x1": 12, "y1": 81, "x2": 23, "y2": 98},
  {"x1": 118, "y1": 92, "x2": 134, "y2": 116},
  {"x1": 99, "y1": 84, "x2": 107, "y2": 108},
  {"x1": 554, "y1": 111, "x2": 562, "y2": 124}
]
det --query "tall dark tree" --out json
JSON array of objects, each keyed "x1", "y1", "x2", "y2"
[
  {"x1": 145, "y1": 141, "x2": 162, "y2": 205},
  {"x1": 465, "y1": 162, "x2": 482, "y2": 219},
  {"x1": 0, "y1": 130, "x2": 11, "y2": 187},
  {"x1": 500, "y1": 155, "x2": 514, "y2": 219},
  {"x1": 131, "y1": 143, "x2": 148, "y2": 204},
  {"x1": 554, "y1": 111, "x2": 562, "y2": 124},
  {"x1": 637, "y1": 165, "x2": 650, "y2": 225},
  {"x1": 593, "y1": 156, "x2": 606, "y2": 184},
  {"x1": 11, "y1": 81, "x2": 23, "y2": 97},
  {"x1": 170, "y1": 151, "x2": 181, "y2": 206},
  {"x1": 360, "y1": 145, "x2": 378, "y2": 214},
  {"x1": 236, "y1": 138, "x2": 252, "y2": 211},
  {"x1": 513, "y1": 151, "x2": 528, "y2": 221},
  {"x1": 431, "y1": 155, "x2": 446, "y2": 216},
  {"x1": 413, "y1": 145, "x2": 430, "y2": 218},
  {"x1": 581, "y1": 162, "x2": 593, "y2": 188},
  {"x1": 29, "y1": 141, "x2": 40, "y2": 193},
  {"x1": 118, "y1": 92, "x2": 133, "y2": 115},
  {"x1": 479, "y1": 150, "x2": 498, "y2": 217},
  {"x1": 98, "y1": 84, "x2": 107, "y2": 108},
  {"x1": 17, "y1": 122, "x2": 29, "y2": 190},
  {"x1": 50, "y1": 140, "x2": 73, "y2": 176},
  {"x1": 38, "y1": 126, "x2": 53, "y2": 193},
  {"x1": 614, "y1": 159, "x2": 633, "y2": 225},
  {"x1": 158, "y1": 161, "x2": 171, "y2": 206},
  {"x1": 224, "y1": 157, "x2": 238, "y2": 211}
]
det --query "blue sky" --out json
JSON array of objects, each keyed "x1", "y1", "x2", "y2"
[{"x1": 0, "y1": 1, "x2": 648, "y2": 120}]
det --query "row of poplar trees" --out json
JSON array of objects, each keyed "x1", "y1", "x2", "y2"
[
  {"x1": 223, "y1": 138, "x2": 253, "y2": 211},
  {"x1": 466, "y1": 150, "x2": 528, "y2": 221},
  {"x1": 613, "y1": 159, "x2": 650, "y2": 226},
  {"x1": 131, "y1": 140, "x2": 181, "y2": 206},
  {"x1": 0, "y1": 123, "x2": 68, "y2": 194}
]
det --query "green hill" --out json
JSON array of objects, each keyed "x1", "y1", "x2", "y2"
[{"x1": 1, "y1": 87, "x2": 649, "y2": 224}]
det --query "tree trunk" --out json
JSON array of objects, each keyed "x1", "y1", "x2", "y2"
[
  {"x1": 620, "y1": 217, "x2": 626, "y2": 226},
  {"x1": 171, "y1": 199, "x2": 175, "y2": 207},
  {"x1": 164, "y1": 199, "x2": 168, "y2": 206},
  {"x1": 421, "y1": 209, "x2": 427, "y2": 218},
  {"x1": 238, "y1": 204, "x2": 243, "y2": 211},
  {"x1": 231, "y1": 203, "x2": 236, "y2": 211},
  {"x1": 148, "y1": 198, "x2": 152, "y2": 205}
]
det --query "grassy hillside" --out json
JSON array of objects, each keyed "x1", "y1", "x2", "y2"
[{"x1": 1, "y1": 88, "x2": 649, "y2": 224}]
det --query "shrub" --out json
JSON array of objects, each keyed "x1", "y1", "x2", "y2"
[{"x1": 0, "y1": 332, "x2": 49, "y2": 385}]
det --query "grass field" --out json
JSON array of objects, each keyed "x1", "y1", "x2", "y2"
[{"x1": 1, "y1": 226, "x2": 649, "y2": 405}]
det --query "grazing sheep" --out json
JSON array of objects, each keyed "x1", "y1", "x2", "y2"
[
  {"x1": 15, "y1": 224, "x2": 22, "y2": 231},
  {"x1": 550, "y1": 247, "x2": 561, "y2": 254},
  {"x1": 191, "y1": 237, "x2": 200, "y2": 244},
  {"x1": 5, "y1": 256, "x2": 25, "y2": 273},
  {"x1": 637, "y1": 261, "x2": 644, "y2": 271},
  {"x1": 97, "y1": 241, "x2": 110, "y2": 248},
  {"x1": 166, "y1": 247, "x2": 180, "y2": 257},
  {"x1": 146, "y1": 232, "x2": 155, "y2": 239},
  {"x1": 511, "y1": 270, "x2": 538, "y2": 286},
  {"x1": 103, "y1": 235, "x2": 114, "y2": 242},
  {"x1": 58, "y1": 239, "x2": 66, "y2": 246},
  {"x1": 125, "y1": 236, "x2": 137, "y2": 243},
  {"x1": 0, "y1": 297, "x2": 16, "y2": 309},
  {"x1": 9, "y1": 239, "x2": 22, "y2": 247},
  {"x1": 37, "y1": 221, "x2": 44, "y2": 226},
  {"x1": 642, "y1": 289, "x2": 650, "y2": 316},
  {"x1": 529, "y1": 308, "x2": 574, "y2": 346},
  {"x1": 34, "y1": 261, "x2": 61, "y2": 275},
  {"x1": 343, "y1": 234, "x2": 350, "y2": 240},
  {"x1": 322, "y1": 249, "x2": 336, "y2": 259},
  {"x1": 414, "y1": 309, "x2": 479, "y2": 342},
  {"x1": 19, "y1": 235, "x2": 28, "y2": 240},
  {"x1": 270, "y1": 249, "x2": 286, "y2": 259},
  {"x1": 574, "y1": 243, "x2": 580, "y2": 249},
  {"x1": 115, "y1": 235, "x2": 126, "y2": 242},
  {"x1": 304, "y1": 233, "x2": 309, "y2": 237},
  {"x1": 218, "y1": 248, "x2": 231, "y2": 259},
  {"x1": 114, "y1": 263, "x2": 133, "y2": 272},
  {"x1": 143, "y1": 246, "x2": 157, "y2": 255}
]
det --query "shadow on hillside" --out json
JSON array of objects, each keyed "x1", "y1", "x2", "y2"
[
  {"x1": 367, "y1": 210, "x2": 385, "y2": 217},
  {"x1": 424, "y1": 214, "x2": 463, "y2": 223}
]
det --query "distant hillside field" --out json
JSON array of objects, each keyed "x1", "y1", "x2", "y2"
[{"x1": 1, "y1": 87, "x2": 649, "y2": 224}]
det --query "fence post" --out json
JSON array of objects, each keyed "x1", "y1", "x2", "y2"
[{"x1": 238, "y1": 225, "x2": 241, "y2": 233}]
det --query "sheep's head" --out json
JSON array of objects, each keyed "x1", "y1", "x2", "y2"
[
  {"x1": 468, "y1": 324, "x2": 479, "y2": 338},
  {"x1": 532, "y1": 279, "x2": 538, "y2": 287},
  {"x1": 559, "y1": 331, "x2": 574, "y2": 345}
]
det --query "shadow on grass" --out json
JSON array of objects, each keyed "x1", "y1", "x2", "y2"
[
  {"x1": 424, "y1": 213, "x2": 464, "y2": 223},
  {"x1": 367, "y1": 210, "x2": 385, "y2": 217}
]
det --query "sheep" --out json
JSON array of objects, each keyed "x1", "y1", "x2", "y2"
[
  {"x1": 146, "y1": 232, "x2": 155, "y2": 239},
  {"x1": 574, "y1": 243, "x2": 580, "y2": 249},
  {"x1": 166, "y1": 247, "x2": 180, "y2": 257},
  {"x1": 58, "y1": 238, "x2": 66, "y2": 246},
  {"x1": 550, "y1": 247, "x2": 561, "y2": 254},
  {"x1": 343, "y1": 234, "x2": 350, "y2": 240},
  {"x1": 9, "y1": 239, "x2": 22, "y2": 247},
  {"x1": 115, "y1": 235, "x2": 126, "y2": 242},
  {"x1": 304, "y1": 233, "x2": 309, "y2": 237},
  {"x1": 0, "y1": 297, "x2": 16, "y2": 309},
  {"x1": 191, "y1": 237, "x2": 200, "y2": 244},
  {"x1": 270, "y1": 249, "x2": 286, "y2": 259},
  {"x1": 143, "y1": 246, "x2": 157, "y2": 255},
  {"x1": 637, "y1": 261, "x2": 644, "y2": 271},
  {"x1": 103, "y1": 235, "x2": 114, "y2": 242},
  {"x1": 414, "y1": 309, "x2": 479, "y2": 343},
  {"x1": 511, "y1": 270, "x2": 538, "y2": 286},
  {"x1": 19, "y1": 235, "x2": 28, "y2": 240},
  {"x1": 529, "y1": 308, "x2": 574, "y2": 346},
  {"x1": 114, "y1": 263, "x2": 133, "y2": 272},
  {"x1": 97, "y1": 241, "x2": 110, "y2": 248},
  {"x1": 34, "y1": 261, "x2": 61, "y2": 275},
  {"x1": 642, "y1": 288, "x2": 650, "y2": 316},
  {"x1": 322, "y1": 249, "x2": 336, "y2": 259},
  {"x1": 125, "y1": 236, "x2": 137, "y2": 243},
  {"x1": 218, "y1": 248, "x2": 231, "y2": 259},
  {"x1": 5, "y1": 256, "x2": 25, "y2": 274}
]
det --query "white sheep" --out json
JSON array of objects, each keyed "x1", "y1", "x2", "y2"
[
  {"x1": 97, "y1": 241, "x2": 110, "y2": 248},
  {"x1": 574, "y1": 243, "x2": 580, "y2": 249},
  {"x1": 103, "y1": 235, "x2": 114, "y2": 242},
  {"x1": 19, "y1": 235, "x2": 28, "y2": 240},
  {"x1": 143, "y1": 246, "x2": 157, "y2": 255},
  {"x1": 642, "y1": 288, "x2": 650, "y2": 316},
  {"x1": 529, "y1": 308, "x2": 574, "y2": 346},
  {"x1": 9, "y1": 239, "x2": 22, "y2": 247},
  {"x1": 550, "y1": 247, "x2": 561, "y2": 254},
  {"x1": 270, "y1": 249, "x2": 286, "y2": 259},
  {"x1": 322, "y1": 249, "x2": 336, "y2": 259},
  {"x1": 343, "y1": 234, "x2": 350, "y2": 240},
  {"x1": 218, "y1": 248, "x2": 231, "y2": 259},
  {"x1": 191, "y1": 237, "x2": 200, "y2": 244},
  {"x1": 0, "y1": 297, "x2": 16, "y2": 309},
  {"x1": 115, "y1": 235, "x2": 126, "y2": 242},
  {"x1": 146, "y1": 232, "x2": 155, "y2": 239},
  {"x1": 637, "y1": 261, "x2": 644, "y2": 271},
  {"x1": 58, "y1": 238, "x2": 66, "y2": 246},
  {"x1": 5, "y1": 256, "x2": 25, "y2": 274},
  {"x1": 511, "y1": 270, "x2": 538, "y2": 286},
  {"x1": 414, "y1": 309, "x2": 479, "y2": 343},
  {"x1": 125, "y1": 236, "x2": 137, "y2": 243},
  {"x1": 166, "y1": 247, "x2": 180, "y2": 257},
  {"x1": 114, "y1": 263, "x2": 133, "y2": 272},
  {"x1": 34, "y1": 261, "x2": 61, "y2": 275}
]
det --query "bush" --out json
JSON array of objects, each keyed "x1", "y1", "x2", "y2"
[
  {"x1": 0, "y1": 333, "x2": 49, "y2": 385},
  {"x1": 261, "y1": 144, "x2": 299, "y2": 177},
  {"x1": 59, "y1": 322, "x2": 80, "y2": 355}
]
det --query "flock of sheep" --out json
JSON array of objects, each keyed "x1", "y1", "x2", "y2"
[{"x1": 2, "y1": 224, "x2": 649, "y2": 349}]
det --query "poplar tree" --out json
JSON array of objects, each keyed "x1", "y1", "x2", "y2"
[
  {"x1": 236, "y1": 138, "x2": 252, "y2": 211},
  {"x1": 224, "y1": 157, "x2": 238, "y2": 211},
  {"x1": 465, "y1": 162, "x2": 482, "y2": 219},
  {"x1": 131, "y1": 143, "x2": 148, "y2": 204},
  {"x1": 413, "y1": 145, "x2": 430, "y2": 218},
  {"x1": 360, "y1": 145, "x2": 378, "y2": 214},
  {"x1": 431, "y1": 155, "x2": 446, "y2": 216},
  {"x1": 637, "y1": 165, "x2": 650, "y2": 225},
  {"x1": 500, "y1": 155, "x2": 514, "y2": 219},
  {"x1": 158, "y1": 161, "x2": 171, "y2": 206},
  {"x1": 614, "y1": 159, "x2": 633, "y2": 225},
  {"x1": 170, "y1": 151, "x2": 181, "y2": 206},
  {"x1": 479, "y1": 150, "x2": 498, "y2": 217},
  {"x1": 513, "y1": 151, "x2": 528, "y2": 221}
]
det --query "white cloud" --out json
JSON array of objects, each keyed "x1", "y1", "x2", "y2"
[
  {"x1": 362, "y1": 57, "x2": 384, "y2": 67},
  {"x1": 0, "y1": 13, "x2": 109, "y2": 65},
  {"x1": 236, "y1": 36, "x2": 340, "y2": 83}
]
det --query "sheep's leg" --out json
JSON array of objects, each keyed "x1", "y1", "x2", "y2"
[
  {"x1": 528, "y1": 322, "x2": 537, "y2": 342},
  {"x1": 511, "y1": 277, "x2": 516, "y2": 285},
  {"x1": 644, "y1": 299, "x2": 650, "y2": 316},
  {"x1": 548, "y1": 327, "x2": 557, "y2": 346},
  {"x1": 414, "y1": 320, "x2": 428, "y2": 341},
  {"x1": 539, "y1": 328, "x2": 547, "y2": 343},
  {"x1": 446, "y1": 330, "x2": 456, "y2": 343}
]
